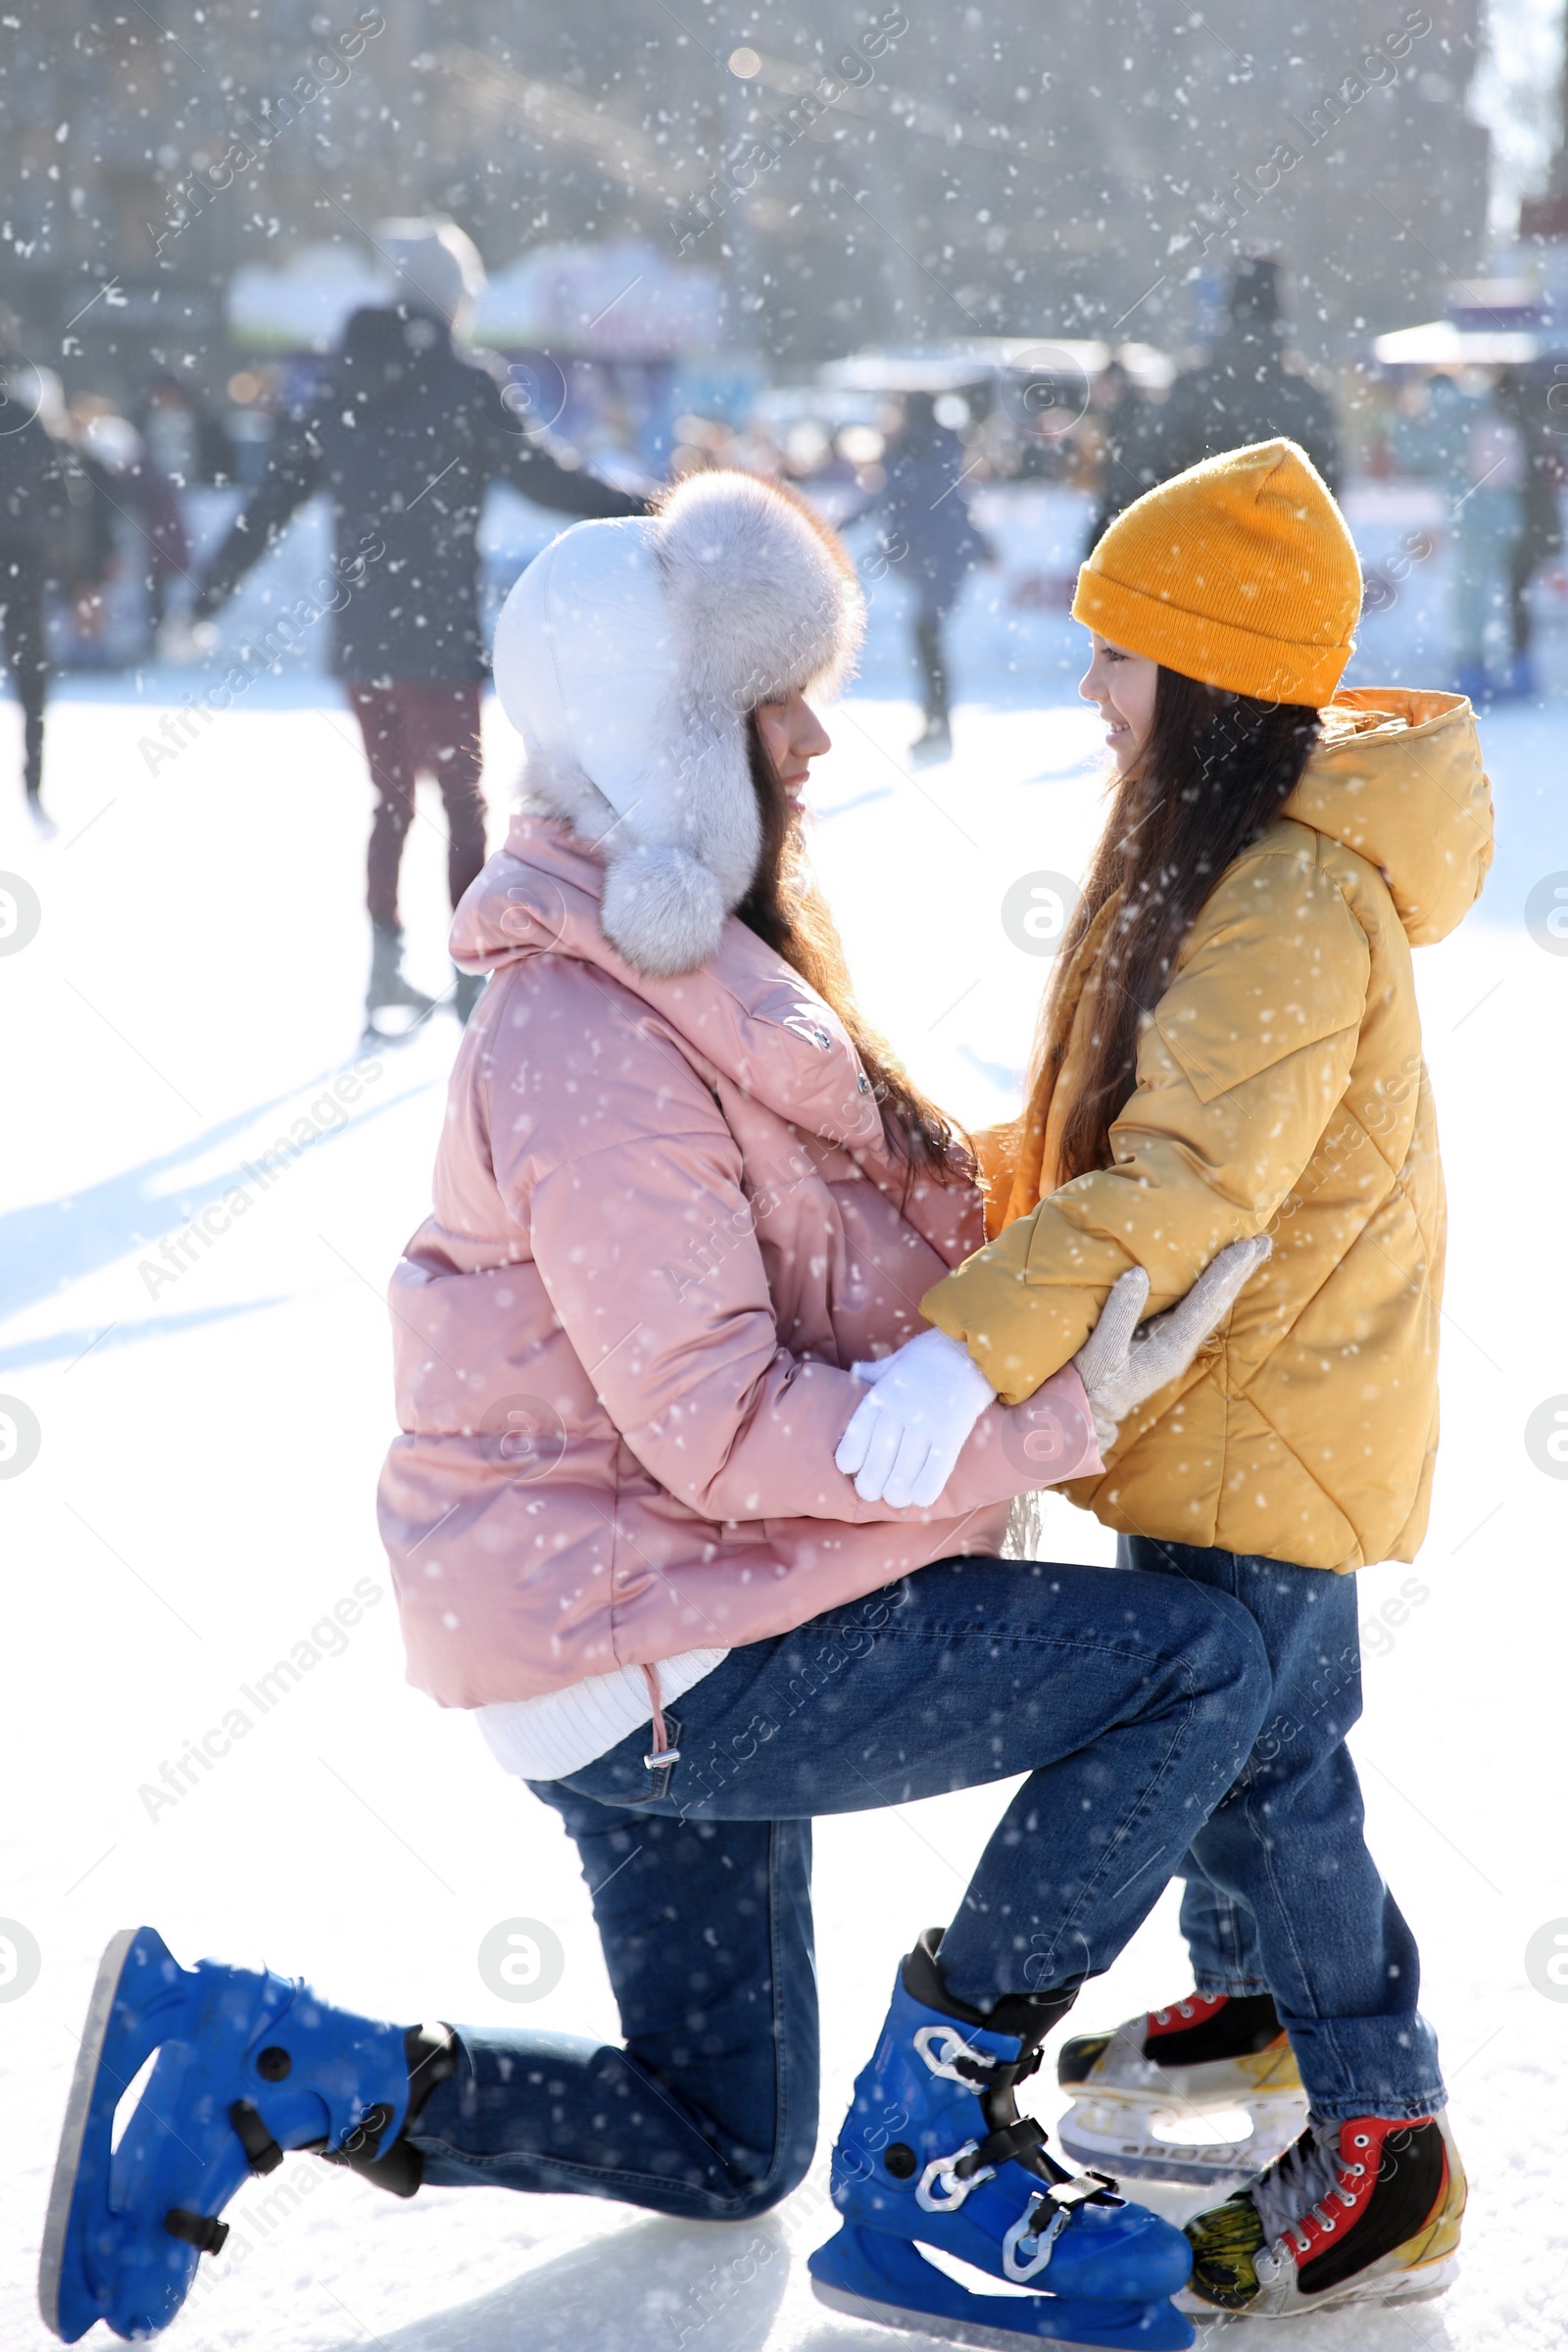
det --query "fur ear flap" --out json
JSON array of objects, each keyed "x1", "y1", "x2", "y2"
[
  {"x1": 601, "y1": 845, "x2": 727, "y2": 978},
  {"x1": 518, "y1": 741, "x2": 617, "y2": 843},
  {"x1": 646, "y1": 691, "x2": 762, "y2": 909}
]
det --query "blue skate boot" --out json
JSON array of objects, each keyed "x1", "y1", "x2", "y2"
[
  {"x1": 808, "y1": 1930, "x2": 1194, "y2": 2349},
  {"x1": 40, "y1": 1925, "x2": 456, "y2": 2342}
]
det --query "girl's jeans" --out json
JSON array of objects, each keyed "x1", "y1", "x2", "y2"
[
  {"x1": 409, "y1": 1552, "x2": 1270, "y2": 2220},
  {"x1": 1120, "y1": 1538, "x2": 1446, "y2": 2126}
]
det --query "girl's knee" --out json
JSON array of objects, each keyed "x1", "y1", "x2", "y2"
[{"x1": 1187, "y1": 1589, "x2": 1273, "y2": 1732}]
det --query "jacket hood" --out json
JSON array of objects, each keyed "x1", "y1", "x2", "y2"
[
  {"x1": 1283, "y1": 687, "x2": 1494, "y2": 946},
  {"x1": 452, "y1": 814, "x2": 890, "y2": 1162}
]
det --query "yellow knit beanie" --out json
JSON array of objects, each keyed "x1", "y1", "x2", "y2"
[{"x1": 1071, "y1": 438, "x2": 1361, "y2": 707}]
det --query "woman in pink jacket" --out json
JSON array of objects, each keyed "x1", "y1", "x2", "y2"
[{"x1": 43, "y1": 475, "x2": 1272, "y2": 2352}]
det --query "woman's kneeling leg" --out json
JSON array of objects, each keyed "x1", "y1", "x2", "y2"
[{"x1": 412, "y1": 1797, "x2": 817, "y2": 2221}]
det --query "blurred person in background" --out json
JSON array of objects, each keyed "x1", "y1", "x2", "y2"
[
  {"x1": 1451, "y1": 378, "x2": 1526, "y2": 705},
  {"x1": 58, "y1": 396, "x2": 188, "y2": 668},
  {"x1": 115, "y1": 405, "x2": 191, "y2": 655},
  {"x1": 192, "y1": 219, "x2": 649, "y2": 1043},
  {"x1": 1494, "y1": 367, "x2": 1561, "y2": 700},
  {"x1": 56, "y1": 397, "x2": 120, "y2": 670},
  {"x1": 138, "y1": 374, "x2": 202, "y2": 489},
  {"x1": 0, "y1": 321, "x2": 67, "y2": 831},
  {"x1": 1159, "y1": 257, "x2": 1340, "y2": 490},
  {"x1": 866, "y1": 389, "x2": 995, "y2": 764},
  {"x1": 1396, "y1": 369, "x2": 1526, "y2": 704},
  {"x1": 1079, "y1": 359, "x2": 1166, "y2": 555}
]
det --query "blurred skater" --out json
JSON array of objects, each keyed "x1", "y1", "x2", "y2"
[
  {"x1": 1080, "y1": 359, "x2": 1165, "y2": 554},
  {"x1": 193, "y1": 219, "x2": 648, "y2": 1041},
  {"x1": 1397, "y1": 371, "x2": 1527, "y2": 704},
  {"x1": 0, "y1": 326, "x2": 67, "y2": 832},
  {"x1": 1495, "y1": 368, "x2": 1562, "y2": 700},
  {"x1": 870, "y1": 390, "x2": 993, "y2": 762},
  {"x1": 1159, "y1": 257, "x2": 1340, "y2": 490}
]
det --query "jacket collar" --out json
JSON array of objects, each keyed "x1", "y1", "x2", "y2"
[{"x1": 451, "y1": 813, "x2": 889, "y2": 1159}]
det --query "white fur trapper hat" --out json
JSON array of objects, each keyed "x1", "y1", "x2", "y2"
[{"x1": 491, "y1": 470, "x2": 865, "y2": 977}]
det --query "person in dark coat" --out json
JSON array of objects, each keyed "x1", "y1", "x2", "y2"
[
  {"x1": 194, "y1": 221, "x2": 649, "y2": 1035},
  {"x1": 0, "y1": 339, "x2": 67, "y2": 831},
  {"x1": 1157, "y1": 257, "x2": 1340, "y2": 491},
  {"x1": 1080, "y1": 359, "x2": 1167, "y2": 554},
  {"x1": 870, "y1": 390, "x2": 992, "y2": 760},
  {"x1": 1495, "y1": 367, "x2": 1563, "y2": 699}
]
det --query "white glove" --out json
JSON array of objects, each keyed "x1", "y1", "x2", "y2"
[
  {"x1": 1072, "y1": 1235, "x2": 1272, "y2": 1454},
  {"x1": 834, "y1": 1325, "x2": 996, "y2": 1509}
]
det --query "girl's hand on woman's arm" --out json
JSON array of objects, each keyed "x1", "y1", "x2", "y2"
[{"x1": 1070, "y1": 1235, "x2": 1271, "y2": 1454}]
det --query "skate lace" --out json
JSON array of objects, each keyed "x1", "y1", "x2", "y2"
[
  {"x1": 1252, "y1": 2125, "x2": 1366, "y2": 2252},
  {"x1": 1149, "y1": 1992, "x2": 1221, "y2": 2028}
]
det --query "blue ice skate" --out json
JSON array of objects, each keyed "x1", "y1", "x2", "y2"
[
  {"x1": 39, "y1": 1925, "x2": 453, "y2": 2342},
  {"x1": 808, "y1": 1931, "x2": 1194, "y2": 2351}
]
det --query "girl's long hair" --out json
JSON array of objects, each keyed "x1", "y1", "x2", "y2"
[
  {"x1": 735, "y1": 711, "x2": 971, "y2": 1186},
  {"x1": 1042, "y1": 668, "x2": 1323, "y2": 1184}
]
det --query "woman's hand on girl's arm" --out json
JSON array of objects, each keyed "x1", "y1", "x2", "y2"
[
  {"x1": 837, "y1": 1234, "x2": 1270, "y2": 1504},
  {"x1": 834, "y1": 1327, "x2": 997, "y2": 1507},
  {"x1": 1070, "y1": 1236, "x2": 1271, "y2": 1454}
]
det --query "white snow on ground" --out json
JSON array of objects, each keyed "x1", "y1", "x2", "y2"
[{"x1": 1, "y1": 643, "x2": 1566, "y2": 2352}]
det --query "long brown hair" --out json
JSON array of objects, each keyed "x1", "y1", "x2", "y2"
[
  {"x1": 1043, "y1": 667, "x2": 1322, "y2": 1183},
  {"x1": 735, "y1": 712, "x2": 971, "y2": 1186}
]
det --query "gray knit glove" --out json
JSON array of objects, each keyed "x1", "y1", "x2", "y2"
[{"x1": 1071, "y1": 1236, "x2": 1272, "y2": 1455}]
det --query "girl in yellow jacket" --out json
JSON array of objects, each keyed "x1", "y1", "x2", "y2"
[{"x1": 837, "y1": 439, "x2": 1492, "y2": 2322}]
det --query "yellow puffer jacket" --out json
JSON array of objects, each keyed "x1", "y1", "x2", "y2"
[{"x1": 924, "y1": 689, "x2": 1494, "y2": 1572}]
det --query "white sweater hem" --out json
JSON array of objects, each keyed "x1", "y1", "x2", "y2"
[{"x1": 475, "y1": 1648, "x2": 731, "y2": 1783}]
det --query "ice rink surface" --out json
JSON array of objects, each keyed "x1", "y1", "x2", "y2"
[{"x1": 1, "y1": 627, "x2": 1565, "y2": 2350}]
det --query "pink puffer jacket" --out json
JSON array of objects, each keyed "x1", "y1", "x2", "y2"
[{"x1": 378, "y1": 816, "x2": 1099, "y2": 1706}]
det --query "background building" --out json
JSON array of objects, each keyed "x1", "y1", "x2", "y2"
[{"x1": 0, "y1": 0, "x2": 1493, "y2": 394}]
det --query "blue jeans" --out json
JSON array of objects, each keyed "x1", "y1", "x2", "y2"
[
  {"x1": 1120, "y1": 1538, "x2": 1446, "y2": 2125},
  {"x1": 411, "y1": 1553, "x2": 1270, "y2": 2217}
]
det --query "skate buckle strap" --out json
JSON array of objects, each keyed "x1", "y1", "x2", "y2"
[
  {"x1": 915, "y1": 2139, "x2": 996, "y2": 2212},
  {"x1": 912, "y1": 2024, "x2": 998, "y2": 2085},
  {"x1": 968, "y1": 2117, "x2": 1048, "y2": 2172},
  {"x1": 228, "y1": 2098, "x2": 284, "y2": 2177},
  {"x1": 911, "y1": 2121, "x2": 1046, "y2": 2213},
  {"x1": 1002, "y1": 2171, "x2": 1121, "y2": 2279},
  {"x1": 1002, "y1": 2197, "x2": 1070, "y2": 2280},
  {"x1": 1051, "y1": 2169, "x2": 1120, "y2": 2206},
  {"x1": 164, "y1": 2208, "x2": 230, "y2": 2258}
]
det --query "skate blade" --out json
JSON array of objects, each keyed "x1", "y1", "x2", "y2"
[
  {"x1": 361, "y1": 1014, "x2": 431, "y2": 1050},
  {"x1": 811, "y1": 2277, "x2": 1177, "y2": 2352},
  {"x1": 1058, "y1": 2096, "x2": 1304, "y2": 2190},
  {"x1": 1177, "y1": 2251, "x2": 1459, "y2": 2322},
  {"x1": 1382, "y1": 2253, "x2": 1460, "y2": 2305},
  {"x1": 1305, "y1": 2251, "x2": 1462, "y2": 2314},
  {"x1": 38, "y1": 1926, "x2": 140, "y2": 2340}
]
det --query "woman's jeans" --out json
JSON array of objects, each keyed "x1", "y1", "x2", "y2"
[
  {"x1": 410, "y1": 1552, "x2": 1270, "y2": 2219},
  {"x1": 1120, "y1": 1538, "x2": 1446, "y2": 2126}
]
